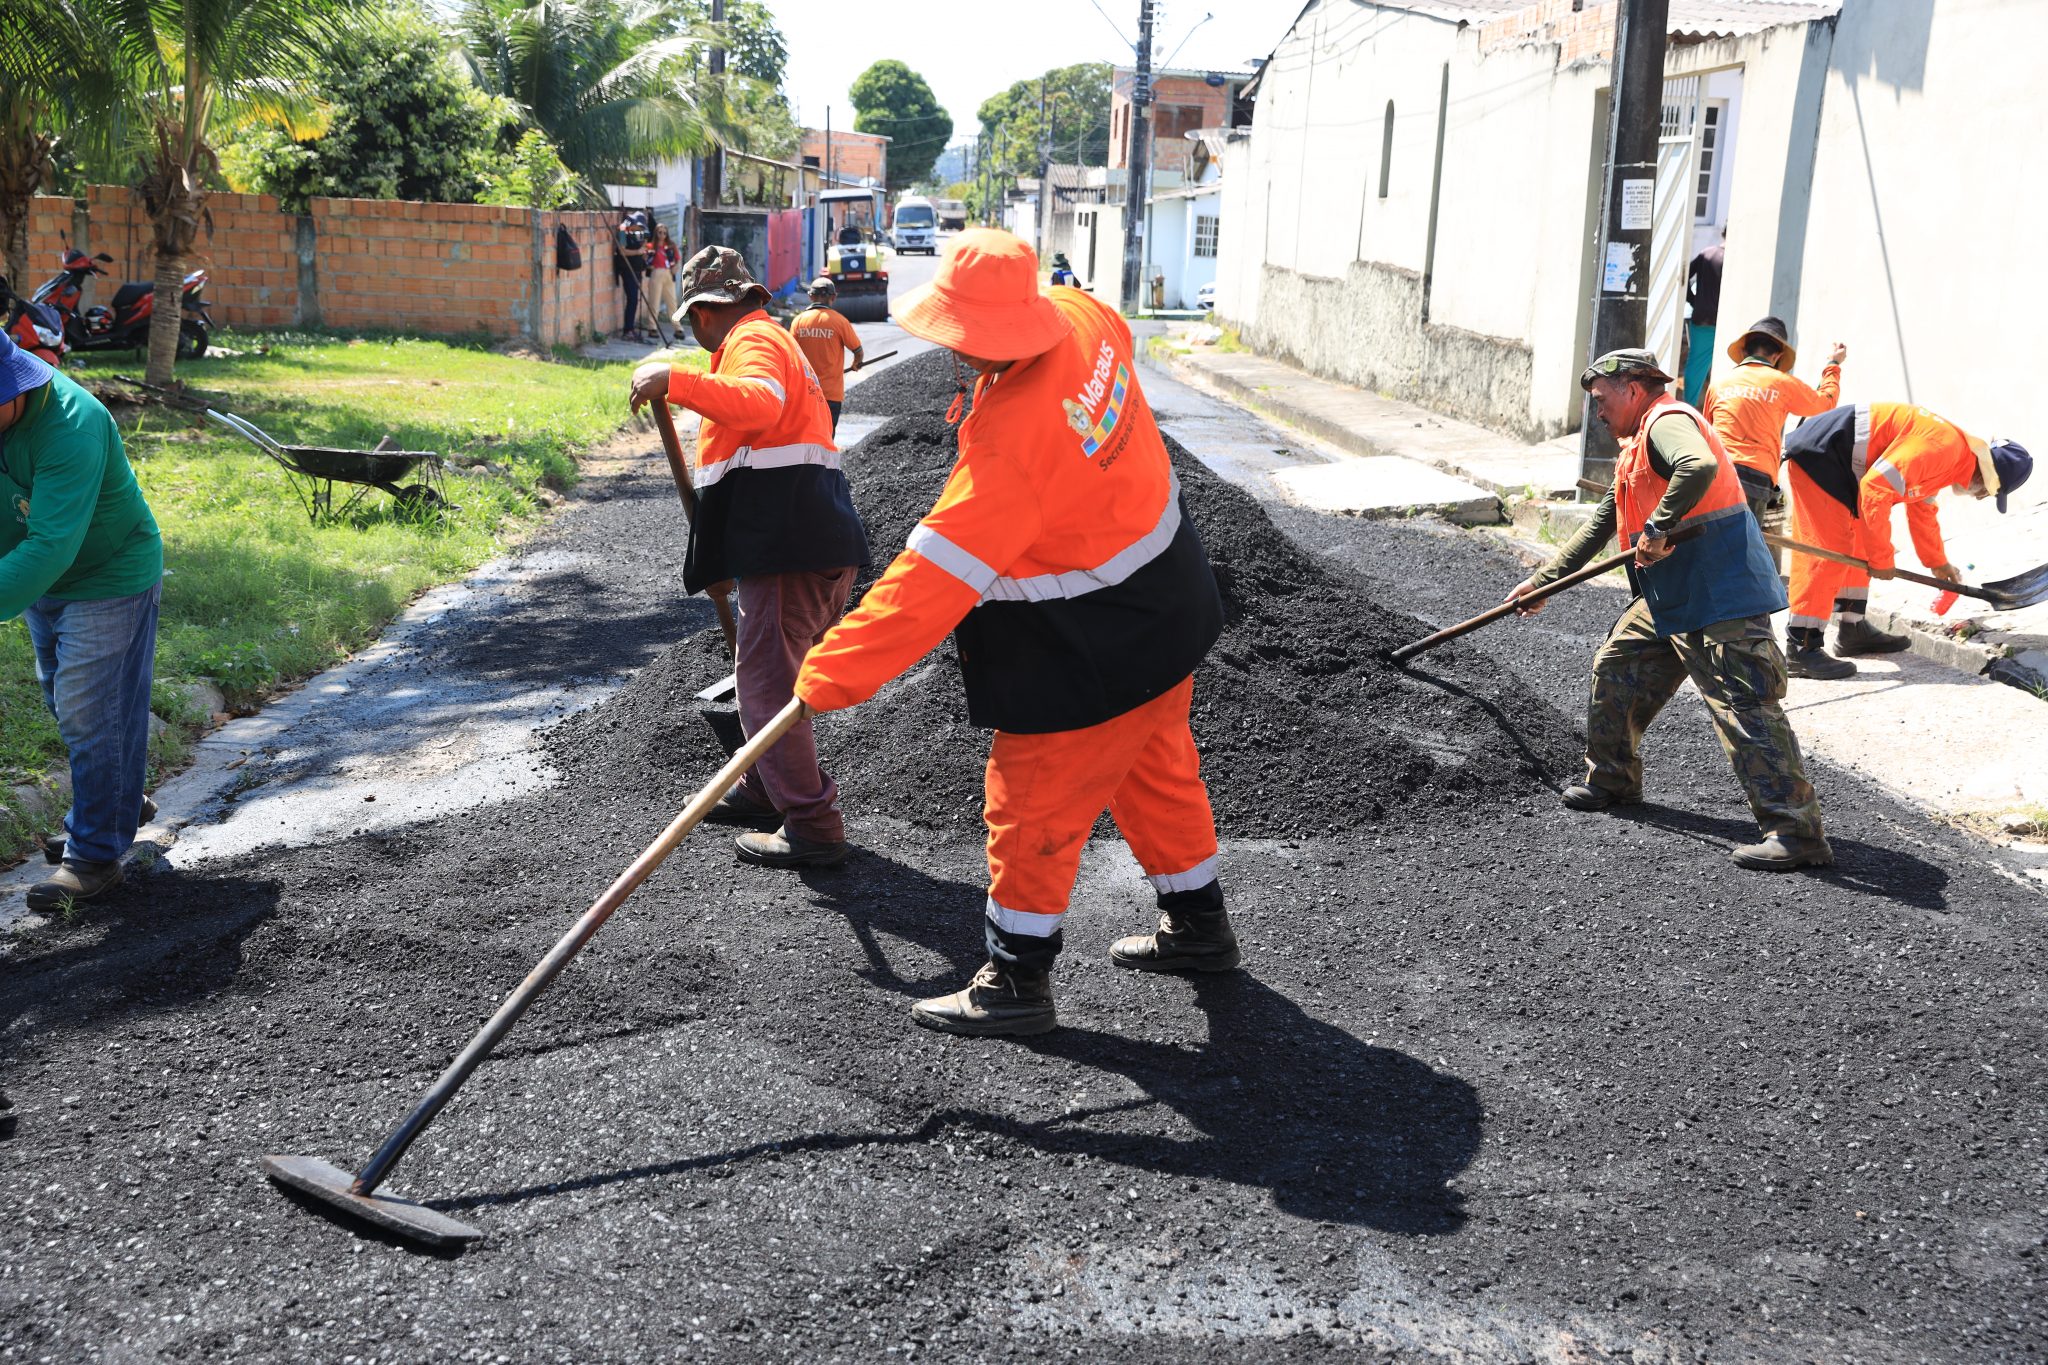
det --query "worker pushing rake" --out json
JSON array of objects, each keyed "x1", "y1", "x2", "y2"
[{"x1": 264, "y1": 230, "x2": 1243, "y2": 1246}]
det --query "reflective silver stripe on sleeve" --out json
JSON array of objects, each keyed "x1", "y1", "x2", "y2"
[
  {"x1": 980, "y1": 476, "x2": 1182, "y2": 604},
  {"x1": 985, "y1": 896, "x2": 1063, "y2": 937},
  {"x1": 743, "y1": 375, "x2": 786, "y2": 402},
  {"x1": 1867, "y1": 456, "x2": 1907, "y2": 495},
  {"x1": 1851, "y1": 404, "x2": 1871, "y2": 478},
  {"x1": 692, "y1": 441, "x2": 839, "y2": 490},
  {"x1": 906, "y1": 524, "x2": 999, "y2": 595},
  {"x1": 1146, "y1": 854, "x2": 1218, "y2": 894}
]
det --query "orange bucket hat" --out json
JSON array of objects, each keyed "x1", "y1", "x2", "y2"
[{"x1": 891, "y1": 229, "x2": 1071, "y2": 360}]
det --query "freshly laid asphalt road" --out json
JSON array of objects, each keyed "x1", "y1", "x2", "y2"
[{"x1": 1, "y1": 355, "x2": 2043, "y2": 1363}]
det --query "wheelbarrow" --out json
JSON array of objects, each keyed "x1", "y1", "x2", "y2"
[{"x1": 205, "y1": 408, "x2": 452, "y2": 523}]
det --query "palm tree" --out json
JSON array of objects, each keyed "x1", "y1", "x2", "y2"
[
  {"x1": 0, "y1": 3, "x2": 121, "y2": 291},
  {"x1": 99, "y1": 0, "x2": 359, "y2": 385},
  {"x1": 457, "y1": 0, "x2": 717, "y2": 200}
]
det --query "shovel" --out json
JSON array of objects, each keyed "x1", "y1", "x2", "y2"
[
  {"x1": 1390, "y1": 546, "x2": 1639, "y2": 664},
  {"x1": 262, "y1": 697, "x2": 813, "y2": 1247},
  {"x1": 1763, "y1": 533, "x2": 2048, "y2": 611},
  {"x1": 650, "y1": 397, "x2": 739, "y2": 652}
]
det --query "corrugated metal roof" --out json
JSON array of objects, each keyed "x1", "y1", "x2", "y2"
[{"x1": 1669, "y1": 0, "x2": 1840, "y2": 38}]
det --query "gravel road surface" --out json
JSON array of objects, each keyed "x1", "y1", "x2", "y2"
[{"x1": 2, "y1": 355, "x2": 2042, "y2": 1363}]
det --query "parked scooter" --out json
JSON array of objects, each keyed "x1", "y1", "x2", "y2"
[
  {"x1": 0, "y1": 274, "x2": 67, "y2": 365},
  {"x1": 32, "y1": 247, "x2": 212, "y2": 358}
]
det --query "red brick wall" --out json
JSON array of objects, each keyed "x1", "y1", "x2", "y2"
[
  {"x1": 1480, "y1": 0, "x2": 1620, "y2": 67},
  {"x1": 1111, "y1": 72, "x2": 1245, "y2": 175},
  {"x1": 20, "y1": 187, "x2": 624, "y2": 346}
]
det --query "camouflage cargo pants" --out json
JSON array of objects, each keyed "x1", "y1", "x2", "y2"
[{"x1": 1584, "y1": 598, "x2": 1824, "y2": 840}]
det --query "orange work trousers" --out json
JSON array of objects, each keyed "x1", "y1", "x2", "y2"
[
  {"x1": 982, "y1": 673, "x2": 1219, "y2": 939},
  {"x1": 1785, "y1": 462, "x2": 1870, "y2": 632}
]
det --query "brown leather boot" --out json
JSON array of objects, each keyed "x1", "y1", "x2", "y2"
[
  {"x1": 911, "y1": 962, "x2": 1057, "y2": 1036},
  {"x1": 26, "y1": 858, "x2": 125, "y2": 914},
  {"x1": 1109, "y1": 896, "x2": 1241, "y2": 973}
]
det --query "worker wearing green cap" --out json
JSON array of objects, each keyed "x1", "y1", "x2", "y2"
[{"x1": 1505, "y1": 347, "x2": 1830, "y2": 872}]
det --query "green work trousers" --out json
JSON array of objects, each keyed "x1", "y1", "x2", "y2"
[{"x1": 1584, "y1": 598, "x2": 1824, "y2": 841}]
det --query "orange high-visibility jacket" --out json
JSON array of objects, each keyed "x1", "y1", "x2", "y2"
[
  {"x1": 788, "y1": 306, "x2": 860, "y2": 403},
  {"x1": 1611, "y1": 395, "x2": 1785, "y2": 634},
  {"x1": 1702, "y1": 357, "x2": 1841, "y2": 482},
  {"x1": 797, "y1": 287, "x2": 1223, "y2": 733},
  {"x1": 666, "y1": 310, "x2": 865, "y2": 591},
  {"x1": 1782, "y1": 403, "x2": 1976, "y2": 574}
]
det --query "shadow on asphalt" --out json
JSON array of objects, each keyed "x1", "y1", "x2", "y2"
[
  {"x1": 1610, "y1": 802, "x2": 1952, "y2": 908},
  {"x1": 1398, "y1": 658, "x2": 1575, "y2": 793},
  {"x1": 0, "y1": 871, "x2": 281, "y2": 1038},
  {"x1": 444, "y1": 857, "x2": 1481, "y2": 1237}
]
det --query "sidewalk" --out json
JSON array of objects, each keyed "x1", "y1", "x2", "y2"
[
  {"x1": 1148, "y1": 331, "x2": 2048, "y2": 696},
  {"x1": 1139, "y1": 330, "x2": 2048, "y2": 871}
]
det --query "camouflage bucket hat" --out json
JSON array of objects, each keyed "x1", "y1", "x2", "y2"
[
  {"x1": 1580, "y1": 347, "x2": 1673, "y2": 391},
  {"x1": 674, "y1": 246, "x2": 770, "y2": 319}
]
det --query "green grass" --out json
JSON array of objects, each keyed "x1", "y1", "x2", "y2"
[{"x1": 0, "y1": 330, "x2": 702, "y2": 865}]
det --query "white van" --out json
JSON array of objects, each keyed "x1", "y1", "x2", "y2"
[{"x1": 893, "y1": 196, "x2": 938, "y2": 255}]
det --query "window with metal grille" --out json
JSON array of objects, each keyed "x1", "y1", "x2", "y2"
[
  {"x1": 1194, "y1": 215, "x2": 1219, "y2": 258},
  {"x1": 1694, "y1": 102, "x2": 1724, "y2": 223}
]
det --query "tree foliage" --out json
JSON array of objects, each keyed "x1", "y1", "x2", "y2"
[
  {"x1": 673, "y1": 0, "x2": 786, "y2": 86},
  {"x1": 976, "y1": 62, "x2": 1111, "y2": 181},
  {"x1": 458, "y1": 0, "x2": 713, "y2": 197},
  {"x1": 848, "y1": 59, "x2": 951, "y2": 193},
  {"x1": 218, "y1": 8, "x2": 515, "y2": 212},
  {"x1": 474, "y1": 127, "x2": 579, "y2": 207}
]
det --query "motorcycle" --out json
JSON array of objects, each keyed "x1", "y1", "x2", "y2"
[
  {"x1": 1, "y1": 274, "x2": 67, "y2": 365},
  {"x1": 33, "y1": 248, "x2": 212, "y2": 358}
]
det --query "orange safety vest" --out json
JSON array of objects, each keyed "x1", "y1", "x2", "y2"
[
  {"x1": 665, "y1": 310, "x2": 865, "y2": 590},
  {"x1": 796, "y1": 287, "x2": 1222, "y2": 733},
  {"x1": 1611, "y1": 395, "x2": 1785, "y2": 634},
  {"x1": 1703, "y1": 358, "x2": 1841, "y2": 482}
]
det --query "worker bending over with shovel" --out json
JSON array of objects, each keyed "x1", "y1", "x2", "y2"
[
  {"x1": 795, "y1": 229, "x2": 1231, "y2": 1037},
  {"x1": 1701, "y1": 315, "x2": 1844, "y2": 524},
  {"x1": 628, "y1": 247, "x2": 868, "y2": 868},
  {"x1": 1507, "y1": 348, "x2": 1831, "y2": 871},
  {"x1": 1778, "y1": 403, "x2": 2031, "y2": 677}
]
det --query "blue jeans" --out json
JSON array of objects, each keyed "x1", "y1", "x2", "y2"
[{"x1": 24, "y1": 581, "x2": 161, "y2": 863}]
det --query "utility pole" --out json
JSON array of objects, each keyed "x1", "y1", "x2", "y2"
[
  {"x1": 1578, "y1": 0, "x2": 1671, "y2": 492},
  {"x1": 706, "y1": 0, "x2": 725, "y2": 212},
  {"x1": 1118, "y1": 0, "x2": 1155, "y2": 314}
]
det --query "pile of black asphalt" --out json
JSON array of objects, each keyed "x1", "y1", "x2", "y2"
[{"x1": 2, "y1": 360, "x2": 2043, "y2": 1363}]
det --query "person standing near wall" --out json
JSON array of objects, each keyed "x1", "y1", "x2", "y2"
[
  {"x1": 613, "y1": 210, "x2": 648, "y2": 342},
  {"x1": 641, "y1": 224, "x2": 679, "y2": 341},
  {"x1": 1683, "y1": 230, "x2": 1725, "y2": 406},
  {"x1": 1702, "y1": 316, "x2": 1845, "y2": 520}
]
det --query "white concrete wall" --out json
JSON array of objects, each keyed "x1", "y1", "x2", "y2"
[
  {"x1": 1180, "y1": 193, "x2": 1220, "y2": 309},
  {"x1": 1148, "y1": 197, "x2": 1189, "y2": 307},
  {"x1": 1793, "y1": 0, "x2": 2044, "y2": 447}
]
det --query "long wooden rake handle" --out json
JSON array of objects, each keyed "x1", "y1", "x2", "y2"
[
  {"x1": 651, "y1": 398, "x2": 739, "y2": 651},
  {"x1": 1761, "y1": 532, "x2": 2003, "y2": 604},
  {"x1": 348, "y1": 696, "x2": 810, "y2": 1198},
  {"x1": 1391, "y1": 548, "x2": 1635, "y2": 663}
]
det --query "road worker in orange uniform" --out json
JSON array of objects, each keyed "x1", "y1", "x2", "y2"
[
  {"x1": 788, "y1": 277, "x2": 863, "y2": 435},
  {"x1": 793, "y1": 229, "x2": 1231, "y2": 1038},
  {"x1": 1779, "y1": 403, "x2": 2032, "y2": 677},
  {"x1": 1702, "y1": 315, "x2": 1844, "y2": 520},
  {"x1": 628, "y1": 247, "x2": 868, "y2": 867}
]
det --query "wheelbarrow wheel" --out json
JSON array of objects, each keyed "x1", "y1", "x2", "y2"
[{"x1": 393, "y1": 484, "x2": 454, "y2": 520}]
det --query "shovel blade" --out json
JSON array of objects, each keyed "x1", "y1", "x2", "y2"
[
  {"x1": 262, "y1": 1154, "x2": 483, "y2": 1247},
  {"x1": 1984, "y1": 562, "x2": 2048, "y2": 611}
]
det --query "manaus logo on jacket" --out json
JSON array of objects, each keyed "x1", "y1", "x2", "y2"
[
  {"x1": 1069, "y1": 339, "x2": 1130, "y2": 459},
  {"x1": 11, "y1": 494, "x2": 26, "y2": 526}
]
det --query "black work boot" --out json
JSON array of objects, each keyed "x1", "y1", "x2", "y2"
[
  {"x1": 911, "y1": 961, "x2": 1057, "y2": 1036},
  {"x1": 1784, "y1": 627, "x2": 1855, "y2": 680},
  {"x1": 42, "y1": 796, "x2": 157, "y2": 865},
  {"x1": 1560, "y1": 783, "x2": 1639, "y2": 812},
  {"x1": 25, "y1": 858, "x2": 125, "y2": 914},
  {"x1": 1110, "y1": 881, "x2": 1240, "y2": 972},
  {"x1": 702, "y1": 786, "x2": 780, "y2": 829},
  {"x1": 735, "y1": 827, "x2": 849, "y2": 868},
  {"x1": 1834, "y1": 617, "x2": 1910, "y2": 655},
  {"x1": 1731, "y1": 831, "x2": 1835, "y2": 871}
]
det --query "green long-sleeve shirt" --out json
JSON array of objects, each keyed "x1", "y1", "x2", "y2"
[
  {"x1": 0, "y1": 373, "x2": 163, "y2": 619},
  {"x1": 1530, "y1": 411, "x2": 1717, "y2": 588}
]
